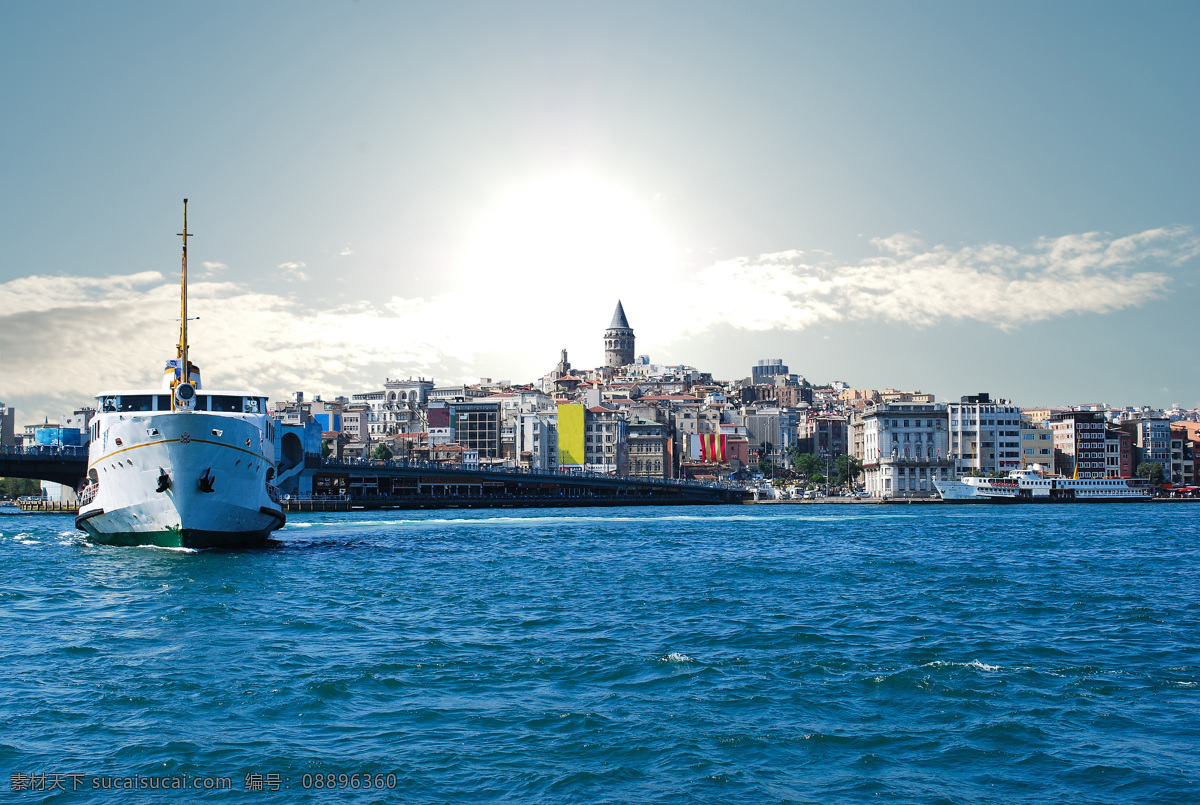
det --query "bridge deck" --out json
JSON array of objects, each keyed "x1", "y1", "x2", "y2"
[{"x1": 1, "y1": 449, "x2": 748, "y2": 507}]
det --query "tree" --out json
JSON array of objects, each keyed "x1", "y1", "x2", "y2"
[
  {"x1": 1136, "y1": 462, "x2": 1165, "y2": 485},
  {"x1": 0, "y1": 477, "x2": 41, "y2": 498},
  {"x1": 321, "y1": 439, "x2": 332, "y2": 458},
  {"x1": 756, "y1": 458, "x2": 772, "y2": 476},
  {"x1": 793, "y1": 452, "x2": 823, "y2": 477},
  {"x1": 834, "y1": 454, "x2": 863, "y2": 488},
  {"x1": 370, "y1": 443, "x2": 393, "y2": 460}
]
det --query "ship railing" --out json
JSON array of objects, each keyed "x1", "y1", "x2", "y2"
[
  {"x1": 266, "y1": 484, "x2": 282, "y2": 504},
  {"x1": 79, "y1": 484, "x2": 98, "y2": 506}
]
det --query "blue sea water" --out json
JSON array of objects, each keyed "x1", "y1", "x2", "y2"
[{"x1": 1, "y1": 503, "x2": 1198, "y2": 803}]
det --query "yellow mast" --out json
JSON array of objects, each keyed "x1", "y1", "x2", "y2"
[{"x1": 176, "y1": 198, "x2": 191, "y2": 396}]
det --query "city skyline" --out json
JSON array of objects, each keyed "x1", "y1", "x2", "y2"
[{"x1": 2, "y1": 2, "x2": 1197, "y2": 422}]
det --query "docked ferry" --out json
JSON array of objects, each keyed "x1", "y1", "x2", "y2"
[
  {"x1": 934, "y1": 466, "x2": 1151, "y2": 502},
  {"x1": 75, "y1": 201, "x2": 285, "y2": 547}
]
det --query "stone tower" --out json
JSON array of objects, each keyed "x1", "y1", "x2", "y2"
[{"x1": 604, "y1": 300, "x2": 635, "y2": 368}]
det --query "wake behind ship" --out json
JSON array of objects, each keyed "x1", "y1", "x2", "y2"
[{"x1": 75, "y1": 200, "x2": 284, "y2": 548}]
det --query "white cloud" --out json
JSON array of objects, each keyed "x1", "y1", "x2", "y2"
[
  {"x1": 0, "y1": 226, "x2": 1193, "y2": 421},
  {"x1": 664, "y1": 226, "x2": 1197, "y2": 336},
  {"x1": 0, "y1": 275, "x2": 483, "y2": 421},
  {"x1": 339, "y1": 245, "x2": 355, "y2": 257},
  {"x1": 276, "y1": 261, "x2": 310, "y2": 281},
  {"x1": 198, "y1": 261, "x2": 227, "y2": 278}
]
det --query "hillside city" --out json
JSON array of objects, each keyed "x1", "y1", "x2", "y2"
[{"x1": 3, "y1": 301, "x2": 1199, "y2": 498}]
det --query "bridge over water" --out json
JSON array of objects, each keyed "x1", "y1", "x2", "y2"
[
  {"x1": 280, "y1": 456, "x2": 746, "y2": 509},
  {"x1": 0, "y1": 446, "x2": 88, "y2": 487},
  {"x1": 0, "y1": 448, "x2": 747, "y2": 508}
]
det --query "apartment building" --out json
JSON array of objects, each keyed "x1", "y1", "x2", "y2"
[
  {"x1": 1018, "y1": 416, "x2": 1054, "y2": 469},
  {"x1": 1050, "y1": 411, "x2": 1107, "y2": 479},
  {"x1": 947, "y1": 393, "x2": 1022, "y2": 474}
]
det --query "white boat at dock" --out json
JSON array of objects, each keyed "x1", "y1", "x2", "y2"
[{"x1": 934, "y1": 465, "x2": 1151, "y2": 502}]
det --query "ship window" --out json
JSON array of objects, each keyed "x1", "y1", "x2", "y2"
[
  {"x1": 212, "y1": 395, "x2": 243, "y2": 413},
  {"x1": 118, "y1": 395, "x2": 154, "y2": 412},
  {"x1": 244, "y1": 397, "x2": 261, "y2": 414},
  {"x1": 155, "y1": 395, "x2": 170, "y2": 410}
]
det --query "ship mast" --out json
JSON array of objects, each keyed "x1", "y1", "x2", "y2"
[{"x1": 177, "y1": 198, "x2": 190, "y2": 392}]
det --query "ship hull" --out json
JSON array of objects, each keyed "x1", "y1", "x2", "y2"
[
  {"x1": 77, "y1": 522, "x2": 275, "y2": 549},
  {"x1": 76, "y1": 412, "x2": 284, "y2": 549},
  {"x1": 933, "y1": 480, "x2": 990, "y2": 501}
]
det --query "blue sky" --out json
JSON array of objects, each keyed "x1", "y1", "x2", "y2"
[{"x1": 1, "y1": 1, "x2": 1197, "y2": 421}]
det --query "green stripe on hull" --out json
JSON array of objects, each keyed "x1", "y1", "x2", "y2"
[{"x1": 82, "y1": 527, "x2": 273, "y2": 549}]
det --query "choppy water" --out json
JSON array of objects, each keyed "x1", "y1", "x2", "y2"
[{"x1": 2, "y1": 503, "x2": 1198, "y2": 803}]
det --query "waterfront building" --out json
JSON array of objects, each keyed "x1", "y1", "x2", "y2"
[
  {"x1": 1130, "y1": 416, "x2": 1172, "y2": 482},
  {"x1": 514, "y1": 410, "x2": 558, "y2": 471},
  {"x1": 427, "y1": 401, "x2": 453, "y2": 447},
  {"x1": 947, "y1": 393, "x2": 1023, "y2": 475},
  {"x1": 805, "y1": 412, "x2": 848, "y2": 462},
  {"x1": 671, "y1": 405, "x2": 722, "y2": 467},
  {"x1": 584, "y1": 405, "x2": 624, "y2": 473},
  {"x1": 603, "y1": 301, "x2": 636, "y2": 368},
  {"x1": 742, "y1": 406, "x2": 786, "y2": 464},
  {"x1": 340, "y1": 404, "x2": 371, "y2": 442},
  {"x1": 351, "y1": 377, "x2": 433, "y2": 437},
  {"x1": 1050, "y1": 411, "x2": 1107, "y2": 479},
  {"x1": 625, "y1": 418, "x2": 670, "y2": 479},
  {"x1": 1170, "y1": 425, "x2": 1194, "y2": 486},
  {"x1": 1173, "y1": 422, "x2": 1200, "y2": 486},
  {"x1": 486, "y1": 389, "x2": 556, "y2": 461},
  {"x1": 309, "y1": 398, "x2": 344, "y2": 433},
  {"x1": 0, "y1": 401, "x2": 14, "y2": 448},
  {"x1": 1018, "y1": 417, "x2": 1054, "y2": 470},
  {"x1": 450, "y1": 401, "x2": 501, "y2": 459},
  {"x1": 854, "y1": 402, "x2": 953, "y2": 498},
  {"x1": 1104, "y1": 428, "x2": 1134, "y2": 478}
]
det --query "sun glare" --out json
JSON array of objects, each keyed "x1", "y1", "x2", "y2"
[{"x1": 457, "y1": 174, "x2": 677, "y2": 321}]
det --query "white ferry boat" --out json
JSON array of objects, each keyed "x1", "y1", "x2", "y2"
[
  {"x1": 75, "y1": 201, "x2": 285, "y2": 548},
  {"x1": 934, "y1": 466, "x2": 1151, "y2": 503}
]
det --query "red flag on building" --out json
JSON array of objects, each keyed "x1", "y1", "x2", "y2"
[{"x1": 701, "y1": 433, "x2": 726, "y2": 462}]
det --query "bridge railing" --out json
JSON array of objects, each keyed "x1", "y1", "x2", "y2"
[
  {"x1": 315, "y1": 456, "x2": 743, "y2": 491},
  {"x1": 1, "y1": 445, "x2": 90, "y2": 458}
]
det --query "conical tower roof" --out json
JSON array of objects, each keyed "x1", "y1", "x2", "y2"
[{"x1": 608, "y1": 300, "x2": 631, "y2": 330}]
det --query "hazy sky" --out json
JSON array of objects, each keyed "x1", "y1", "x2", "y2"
[{"x1": 2, "y1": 1, "x2": 1197, "y2": 422}]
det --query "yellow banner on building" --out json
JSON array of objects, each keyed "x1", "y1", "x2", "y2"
[{"x1": 557, "y1": 403, "x2": 585, "y2": 467}]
